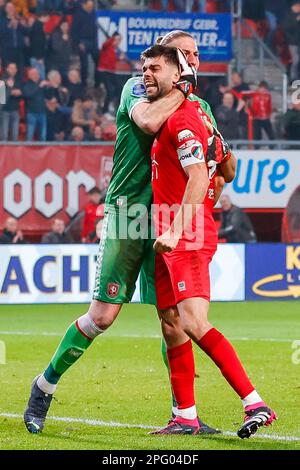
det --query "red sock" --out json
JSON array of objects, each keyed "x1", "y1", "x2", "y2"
[
  {"x1": 198, "y1": 328, "x2": 254, "y2": 399},
  {"x1": 167, "y1": 340, "x2": 195, "y2": 410}
]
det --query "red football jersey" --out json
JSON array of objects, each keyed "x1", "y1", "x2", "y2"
[{"x1": 151, "y1": 100, "x2": 217, "y2": 251}]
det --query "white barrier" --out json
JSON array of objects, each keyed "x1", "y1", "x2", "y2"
[{"x1": 0, "y1": 244, "x2": 245, "y2": 304}]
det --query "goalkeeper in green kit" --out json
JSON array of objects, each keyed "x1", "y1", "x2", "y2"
[{"x1": 24, "y1": 31, "x2": 228, "y2": 434}]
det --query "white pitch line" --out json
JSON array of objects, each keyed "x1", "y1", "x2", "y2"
[
  {"x1": 0, "y1": 330, "x2": 296, "y2": 343},
  {"x1": 1, "y1": 412, "x2": 299, "y2": 443}
]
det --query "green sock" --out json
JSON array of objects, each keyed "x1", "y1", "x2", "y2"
[
  {"x1": 161, "y1": 337, "x2": 177, "y2": 409},
  {"x1": 44, "y1": 321, "x2": 93, "y2": 384}
]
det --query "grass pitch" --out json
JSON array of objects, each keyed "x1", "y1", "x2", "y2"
[{"x1": 0, "y1": 301, "x2": 299, "y2": 450}]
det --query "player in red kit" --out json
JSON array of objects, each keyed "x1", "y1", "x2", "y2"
[{"x1": 141, "y1": 45, "x2": 277, "y2": 438}]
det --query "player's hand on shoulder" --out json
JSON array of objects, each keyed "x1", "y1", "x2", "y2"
[
  {"x1": 153, "y1": 231, "x2": 179, "y2": 254},
  {"x1": 175, "y1": 49, "x2": 197, "y2": 98}
]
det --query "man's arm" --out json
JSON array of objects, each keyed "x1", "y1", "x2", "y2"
[
  {"x1": 218, "y1": 152, "x2": 237, "y2": 183},
  {"x1": 131, "y1": 88, "x2": 185, "y2": 135},
  {"x1": 154, "y1": 163, "x2": 209, "y2": 253}
]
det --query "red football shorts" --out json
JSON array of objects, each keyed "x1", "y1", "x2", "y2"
[{"x1": 155, "y1": 248, "x2": 216, "y2": 310}]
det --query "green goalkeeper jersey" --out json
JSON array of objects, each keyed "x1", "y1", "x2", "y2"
[{"x1": 105, "y1": 76, "x2": 217, "y2": 215}]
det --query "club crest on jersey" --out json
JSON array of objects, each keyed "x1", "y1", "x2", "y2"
[
  {"x1": 107, "y1": 282, "x2": 120, "y2": 298},
  {"x1": 132, "y1": 82, "x2": 147, "y2": 97},
  {"x1": 177, "y1": 129, "x2": 194, "y2": 142},
  {"x1": 178, "y1": 281, "x2": 186, "y2": 292}
]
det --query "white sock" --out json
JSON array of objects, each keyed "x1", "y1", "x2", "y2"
[
  {"x1": 172, "y1": 406, "x2": 178, "y2": 416},
  {"x1": 176, "y1": 405, "x2": 197, "y2": 420},
  {"x1": 77, "y1": 313, "x2": 104, "y2": 339},
  {"x1": 242, "y1": 390, "x2": 263, "y2": 408},
  {"x1": 37, "y1": 374, "x2": 57, "y2": 395}
]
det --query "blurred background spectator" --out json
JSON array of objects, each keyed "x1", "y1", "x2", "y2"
[
  {"x1": 71, "y1": 93, "x2": 101, "y2": 136},
  {"x1": 81, "y1": 186, "x2": 105, "y2": 243},
  {"x1": 96, "y1": 31, "x2": 123, "y2": 116},
  {"x1": 1, "y1": 62, "x2": 22, "y2": 141},
  {"x1": 28, "y1": 11, "x2": 49, "y2": 81},
  {"x1": 282, "y1": 100, "x2": 300, "y2": 140},
  {"x1": 282, "y1": 1, "x2": 300, "y2": 82},
  {"x1": 250, "y1": 81, "x2": 275, "y2": 142},
  {"x1": 0, "y1": 2, "x2": 27, "y2": 74},
  {"x1": 46, "y1": 96, "x2": 65, "y2": 140},
  {"x1": 70, "y1": 124, "x2": 84, "y2": 141},
  {"x1": 48, "y1": 18, "x2": 72, "y2": 79},
  {"x1": 41, "y1": 218, "x2": 74, "y2": 243},
  {"x1": 23, "y1": 67, "x2": 47, "y2": 141},
  {"x1": 71, "y1": 0, "x2": 98, "y2": 87},
  {"x1": 218, "y1": 195, "x2": 257, "y2": 243},
  {"x1": 0, "y1": 216, "x2": 26, "y2": 243},
  {"x1": 215, "y1": 92, "x2": 240, "y2": 140}
]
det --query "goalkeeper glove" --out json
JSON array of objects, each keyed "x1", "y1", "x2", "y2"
[
  {"x1": 207, "y1": 126, "x2": 232, "y2": 166},
  {"x1": 175, "y1": 49, "x2": 197, "y2": 98}
]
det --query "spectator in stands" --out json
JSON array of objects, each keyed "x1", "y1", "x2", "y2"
[
  {"x1": 251, "y1": 81, "x2": 275, "y2": 142},
  {"x1": 218, "y1": 195, "x2": 257, "y2": 243},
  {"x1": 0, "y1": 217, "x2": 26, "y2": 244},
  {"x1": 48, "y1": 19, "x2": 72, "y2": 79},
  {"x1": 263, "y1": 0, "x2": 286, "y2": 49},
  {"x1": 215, "y1": 92, "x2": 240, "y2": 141},
  {"x1": 71, "y1": 94, "x2": 102, "y2": 135},
  {"x1": 13, "y1": 0, "x2": 31, "y2": 17},
  {"x1": 90, "y1": 124, "x2": 103, "y2": 141},
  {"x1": 65, "y1": 69, "x2": 84, "y2": 106},
  {"x1": 203, "y1": 77, "x2": 228, "y2": 114},
  {"x1": 1, "y1": 62, "x2": 22, "y2": 141},
  {"x1": 70, "y1": 125, "x2": 84, "y2": 141},
  {"x1": 28, "y1": 12, "x2": 49, "y2": 81},
  {"x1": 161, "y1": 1, "x2": 185, "y2": 12},
  {"x1": 282, "y1": 1, "x2": 300, "y2": 82},
  {"x1": 0, "y1": 2, "x2": 27, "y2": 74},
  {"x1": 0, "y1": 0, "x2": 6, "y2": 18},
  {"x1": 81, "y1": 186, "x2": 105, "y2": 243},
  {"x1": 282, "y1": 100, "x2": 300, "y2": 140},
  {"x1": 231, "y1": 71, "x2": 250, "y2": 97},
  {"x1": 45, "y1": 70, "x2": 69, "y2": 105},
  {"x1": 96, "y1": 32, "x2": 123, "y2": 115},
  {"x1": 23, "y1": 67, "x2": 47, "y2": 141},
  {"x1": 231, "y1": 71, "x2": 250, "y2": 139},
  {"x1": 46, "y1": 97, "x2": 65, "y2": 141},
  {"x1": 41, "y1": 218, "x2": 74, "y2": 243},
  {"x1": 186, "y1": 0, "x2": 207, "y2": 13},
  {"x1": 71, "y1": 0, "x2": 98, "y2": 87},
  {"x1": 242, "y1": 0, "x2": 266, "y2": 22}
]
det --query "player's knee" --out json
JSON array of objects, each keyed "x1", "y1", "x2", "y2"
[
  {"x1": 181, "y1": 317, "x2": 211, "y2": 340},
  {"x1": 161, "y1": 319, "x2": 176, "y2": 343}
]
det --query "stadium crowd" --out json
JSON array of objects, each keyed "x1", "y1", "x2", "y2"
[{"x1": 0, "y1": 0, "x2": 299, "y2": 143}]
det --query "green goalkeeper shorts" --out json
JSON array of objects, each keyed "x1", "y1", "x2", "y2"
[{"x1": 93, "y1": 211, "x2": 156, "y2": 305}]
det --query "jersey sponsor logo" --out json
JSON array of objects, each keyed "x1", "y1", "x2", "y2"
[
  {"x1": 177, "y1": 140, "x2": 204, "y2": 166},
  {"x1": 178, "y1": 281, "x2": 186, "y2": 292},
  {"x1": 107, "y1": 282, "x2": 120, "y2": 298},
  {"x1": 177, "y1": 129, "x2": 194, "y2": 142},
  {"x1": 131, "y1": 82, "x2": 147, "y2": 97}
]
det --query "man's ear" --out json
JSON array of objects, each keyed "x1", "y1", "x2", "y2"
[{"x1": 172, "y1": 69, "x2": 181, "y2": 85}]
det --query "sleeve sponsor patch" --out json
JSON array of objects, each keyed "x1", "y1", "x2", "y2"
[
  {"x1": 131, "y1": 82, "x2": 147, "y2": 97},
  {"x1": 177, "y1": 129, "x2": 195, "y2": 142},
  {"x1": 177, "y1": 139, "x2": 205, "y2": 168}
]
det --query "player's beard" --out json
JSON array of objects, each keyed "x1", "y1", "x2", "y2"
[{"x1": 147, "y1": 83, "x2": 171, "y2": 101}]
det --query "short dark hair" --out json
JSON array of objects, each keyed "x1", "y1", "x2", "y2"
[
  {"x1": 259, "y1": 80, "x2": 269, "y2": 89},
  {"x1": 140, "y1": 45, "x2": 179, "y2": 69},
  {"x1": 88, "y1": 187, "x2": 101, "y2": 195}
]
